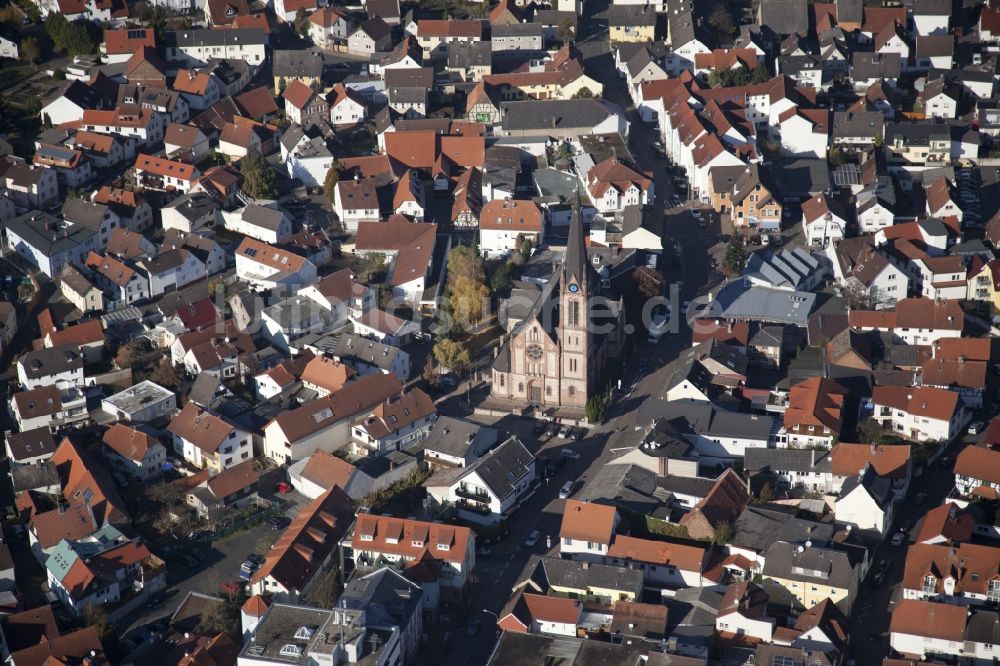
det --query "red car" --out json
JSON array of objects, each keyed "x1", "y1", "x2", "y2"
[{"x1": 276, "y1": 482, "x2": 292, "y2": 494}]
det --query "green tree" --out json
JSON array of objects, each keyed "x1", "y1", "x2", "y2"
[
  {"x1": 572, "y1": 87, "x2": 595, "y2": 99},
  {"x1": 45, "y1": 13, "x2": 70, "y2": 51},
  {"x1": 723, "y1": 234, "x2": 747, "y2": 274},
  {"x1": 490, "y1": 261, "x2": 514, "y2": 294},
  {"x1": 448, "y1": 275, "x2": 489, "y2": 326},
  {"x1": 323, "y1": 162, "x2": 340, "y2": 203},
  {"x1": 81, "y1": 604, "x2": 111, "y2": 641},
  {"x1": 447, "y1": 245, "x2": 485, "y2": 283},
  {"x1": 707, "y1": 3, "x2": 736, "y2": 41},
  {"x1": 828, "y1": 145, "x2": 847, "y2": 167},
  {"x1": 294, "y1": 7, "x2": 310, "y2": 37},
  {"x1": 150, "y1": 357, "x2": 181, "y2": 389},
  {"x1": 857, "y1": 418, "x2": 888, "y2": 445},
  {"x1": 138, "y1": 3, "x2": 171, "y2": 39},
  {"x1": 20, "y1": 37, "x2": 40, "y2": 64},
  {"x1": 433, "y1": 337, "x2": 471, "y2": 373},
  {"x1": 146, "y1": 480, "x2": 183, "y2": 506},
  {"x1": 750, "y1": 65, "x2": 770, "y2": 84},
  {"x1": 196, "y1": 597, "x2": 241, "y2": 639},
  {"x1": 585, "y1": 394, "x2": 606, "y2": 423},
  {"x1": 632, "y1": 266, "x2": 662, "y2": 299},
  {"x1": 557, "y1": 17, "x2": 574, "y2": 43},
  {"x1": 46, "y1": 14, "x2": 96, "y2": 56},
  {"x1": 422, "y1": 355, "x2": 438, "y2": 387},
  {"x1": 239, "y1": 151, "x2": 278, "y2": 199},
  {"x1": 712, "y1": 521, "x2": 734, "y2": 546},
  {"x1": 0, "y1": 5, "x2": 21, "y2": 25}
]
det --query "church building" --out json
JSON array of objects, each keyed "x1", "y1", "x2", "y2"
[{"x1": 490, "y1": 197, "x2": 625, "y2": 411}]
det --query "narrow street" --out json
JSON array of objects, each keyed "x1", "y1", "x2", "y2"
[{"x1": 439, "y1": 21, "x2": 719, "y2": 662}]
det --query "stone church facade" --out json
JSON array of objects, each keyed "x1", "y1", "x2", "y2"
[{"x1": 490, "y1": 198, "x2": 625, "y2": 411}]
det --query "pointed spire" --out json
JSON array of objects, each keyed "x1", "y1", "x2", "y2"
[{"x1": 563, "y1": 189, "x2": 589, "y2": 290}]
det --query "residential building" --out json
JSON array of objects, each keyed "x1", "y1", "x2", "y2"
[
  {"x1": 343, "y1": 514, "x2": 475, "y2": 601},
  {"x1": 954, "y1": 445, "x2": 1000, "y2": 498},
  {"x1": 101, "y1": 423, "x2": 167, "y2": 481},
  {"x1": 871, "y1": 385, "x2": 968, "y2": 443},
  {"x1": 350, "y1": 389, "x2": 437, "y2": 455},
  {"x1": 167, "y1": 402, "x2": 253, "y2": 471},
  {"x1": 248, "y1": 485, "x2": 356, "y2": 603},
  {"x1": 425, "y1": 437, "x2": 535, "y2": 523},
  {"x1": 559, "y1": 500, "x2": 619, "y2": 562}
]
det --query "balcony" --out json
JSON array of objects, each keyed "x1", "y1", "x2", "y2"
[
  {"x1": 456, "y1": 499, "x2": 492, "y2": 516},
  {"x1": 455, "y1": 486, "x2": 490, "y2": 502}
]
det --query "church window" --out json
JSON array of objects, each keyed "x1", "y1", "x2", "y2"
[
  {"x1": 546, "y1": 386, "x2": 552, "y2": 396},
  {"x1": 499, "y1": 375, "x2": 505, "y2": 387},
  {"x1": 569, "y1": 386, "x2": 576, "y2": 397},
  {"x1": 569, "y1": 300, "x2": 579, "y2": 326},
  {"x1": 518, "y1": 383, "x2": 524, "y2": 392}
]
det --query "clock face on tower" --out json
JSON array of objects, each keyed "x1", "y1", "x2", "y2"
[
  {"x1": 526, "y1": 344, "x2": 544, "y2": 360},
  {"x1": 568, "y1": 284, "x2": 579, "y2": 293}
]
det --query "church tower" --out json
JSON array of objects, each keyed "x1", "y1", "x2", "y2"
[{"x1": 558, "y1": 194, "x2": 592, "y2": 407}]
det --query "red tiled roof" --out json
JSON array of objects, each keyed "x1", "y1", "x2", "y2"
[
  {"x1": 479, "y1": 199, "x2": 542, "y2": 232},
  {"x1": 830, "y1": 443, "x2": 910, "y2": 479},
  {"x1": 915, "y1": 502, "x2": 975, "y2": 544},
  {"x1": 102, "y1": 423, "x2": 161, "y2": 463},
  {"x1": 134, "y1": 153, "x2": 199, "y2": 181},
  {"x1": 890, "y1": 600, "x2": 966, "y2": 642},
  {"x1": 784, "y1": 377, "x2": 847, "y2": 434},
  {"x1": 872, "y1": 385, "x2": 961, "y2": 422},
  {"x1": 560, "y1": 500, "x2": 617, "y2": 545},
  {"x1": 300, "y1": 450, "x2": 355, "y2": 490},
  {"x1": 282, "y1": 79, "x2": 316, "y2": 110},
  {"x1": 955, "y1": 445, "x2": 1000, "y2": 486},
  {"x1": 351, "y1": 513, "x2": 472, "y2": 564},
  {"x1": 608, "y1": 535, "x2": 706, "y2": 572},
  {"x1": 250, "y1": 485, "x2": 355, "y2": 590}
]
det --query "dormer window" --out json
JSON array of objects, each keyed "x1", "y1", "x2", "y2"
[
  {"x1": 411, "y1": 539, "x2": 423, "y2": 547},
  {"x1": 294, "y1": 626, "x2": 315, "y2": 640},
  {"x1": 922, "y1": 575, "x2": 936, "y2": 594},
  {"x1": 436, "y1": 542, "x2": 450, "y2": 552},
  {"x1": 279, "y1": 645, "x2": 303, "y2": 657}
]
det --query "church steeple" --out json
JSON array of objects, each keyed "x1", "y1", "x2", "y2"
[{"x1": 563, "y1": 190, "x2": 590, "y2": 292}]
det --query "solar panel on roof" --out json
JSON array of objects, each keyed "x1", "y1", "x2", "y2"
[{"x1": 37, "y1": 144, "x2": 77, "y2": 162}]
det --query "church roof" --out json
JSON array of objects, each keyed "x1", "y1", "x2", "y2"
[{"x1": 562, "y1": 191, "x2": 597, "y2": 290}]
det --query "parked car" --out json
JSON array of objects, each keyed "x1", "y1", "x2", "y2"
[
  {"x1": 438, "y1": 374, "x2": 458, "y2": 389},
  {"x1": 570, "y1": 427, "x2": 584, "y2": 441},
  {"x1": 968, "y1": 421, "x2": 984, "y2": 435},
  {"x1": 466, "y1": 618, "x2": 482, "y2": 637},
  {"x1": 267, "y1": 516, "x2": 290, "y2": 530},
  {"x1": 559, "y1": 481, "x2": 574, "y2": 499},
  {"x1": 145, "y1": 592, "x2": 167, "y2": 608},
  {"x1": 239, "y1": 560, "x2": 260, "y2": 581},
  {"x1": 545, "y1": 456, "x2": 565, "y2": 476},
  {"x1": 561, "y1": 448, "x2": 580, "y2": 461},
  {"x1": 533, "y1": 422, "x2": 547, "y2": 435},
  {"x1": 891, "y1": 532, "x2": 905, "y2": 547},
  {"x1": 476, "y1": 547, "x2": 492, "y2": 558},
  {"x1": 524, "y1": 530, "x2": 540, "y2": 547},
  {"x1": 558, "y1": 425, "x2": 571, "y2": 438},
  {"x1": 187, "y1": 529, "x2": 210, "y2": 540},
  {"x1": 938, "y1": 455, "x2": 954, "y2": 468},
  {"x1": 181, "y1": 554, "x2": 199, "y2": 568},
  {"x1": 545, "y1": 422, "x2": 560, "y2": 437}
]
